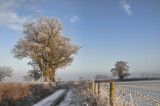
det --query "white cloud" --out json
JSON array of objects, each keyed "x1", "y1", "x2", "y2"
[
  {"x1": 25, "y1": 6, "x2": 42, "y2": 13},
  {"x1": 0, "y1": 0, "x2": 42, "y2": 30},
  {"x1": 121, "y1": 0, "x2": 132, "y2": 15},
  {"x1": 9, "y1": 24, "x2": 23, "y2": 30},
  {"x1": 8, "y1": 13, "x2": 28, "y2": 30},
  {"x1": 0, "y1": 0, "x2": 28, "y2": 30},
  {"x1": 70, "y1": 16, "x2": 79, "y2": 23}
]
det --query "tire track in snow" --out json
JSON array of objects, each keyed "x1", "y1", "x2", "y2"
[
  {"x1": 33, "y1": 89, "x2": 65, "y2": 106},
  {"x1": 58, "y1": 90, "x2": 73, "y2": 106}
]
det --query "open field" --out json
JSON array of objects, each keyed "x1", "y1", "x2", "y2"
[
  {"x1": 1, "y1": 80, "x2": 160, "y2": 106},
  {"x1": 101, "y1": 80, "x2": 160, "y2": 106}
]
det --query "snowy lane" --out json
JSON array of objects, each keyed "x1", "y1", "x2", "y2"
[
  {"x1": 58, "y1": 90, "x2": 74, "y2": 106},
  {"x1": 33, "y1": 89, "x2": 65, "y2": 106}
]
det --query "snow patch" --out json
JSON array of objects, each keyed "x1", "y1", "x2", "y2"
[
  {"x1": 33, "y1": 89, "x2": 65, "y2": 106},
  {"x1": 58, "y1": 90, "x2": 74, "y2": 106}
]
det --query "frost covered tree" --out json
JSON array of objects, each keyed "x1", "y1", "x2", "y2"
[
  {"x1": 111, "y1": 61, "x2": 130, "y2": 80},
  {"x1": 24, "y1": 68, "x2": 42, "y2": 81},
  {"x1": 0, "y1": 66, "x2": 13, "y2": 81},
  {"x1": 23, "y1": 62, "x2": 42, "y2": 81},
  {"x1": 23, "y1": 75, "x2": 32, "y2": 82},
  {"x1": 12, "y1": 16, "x2": 80, "y2": 82}
]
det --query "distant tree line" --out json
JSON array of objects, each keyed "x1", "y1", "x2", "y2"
[
  {"x1": 94, "y1": 74, "x2": 109, "y2": 80},
  {"x1": 140, "y1": 73, "x2": 160, "y2": 78}
]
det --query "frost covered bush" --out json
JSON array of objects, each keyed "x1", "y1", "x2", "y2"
[
  {"x1": 67, "y1": 80, "x2": 160, "y2": 106},
  {"x1": 65, "y1": 80, "x2": 142, "y2": 106},
  {"x1": 0, "y1": 82, "x2": 56, "y2": 106},
  {"x1": 70, "y1": 79, "x2": 109, "y2": 106}
]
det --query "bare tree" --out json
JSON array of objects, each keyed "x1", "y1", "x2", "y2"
[
  {"x1": 57, "y1": 77, "x2": 62, "y2": 82},
  {"x1": 140, "y1": 73, "x2": 145, "y2": 78},
  {"x1": 23, "y1": 75, "x2": 33, "y2": 82},
  {"x1": 0, "y1": 66, "x2": 13, "y2": 81},
  {"x1": 79, "y1": 77, "x2": 84, "y2": 80},
  {"x1": 12, "y1": 16, "x2": 80, "y2": 82},
  {"x1": 24, "y1": 68, "x2": 42, "y2": 81},
  {"x1": 111, "y1": 61, "x2": 130, "y2": 80}
]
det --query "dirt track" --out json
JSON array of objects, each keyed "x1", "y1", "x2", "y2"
[
  {"x1": 51, "y1": 87, "x2": 69, "y2": 106},
  {"x1": 31, "y1": 86, "x2": 69, "y2": 106}
]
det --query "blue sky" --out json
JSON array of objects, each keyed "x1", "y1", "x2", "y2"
[{"x1": 0, "y1": 0, "x2": 160, "y2": 81}]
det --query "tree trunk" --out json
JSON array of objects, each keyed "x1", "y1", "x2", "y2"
[
  {"x1": 44, "y1": 62, "x2": 50, "y2": 82},
  {"x1": 50, "y1": 68, "x2": 55, "y2": 82},
  {"x1": 44, "y1": 76, "x2": 50, "y2": 82}
]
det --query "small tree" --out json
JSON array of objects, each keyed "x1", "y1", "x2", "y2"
[
  {"x1": 24, "y1": 69, "x2": 42, "y2": 81},
  {"x1": 111, "y1": 61, "x2": 130, "y2": 80},
  {"x1": 57, "y1": 77, "x2": 62, "y2": 82},
  {"x1": 0, "y1": 66, "x2": 13, "y2": 81},
  {"x1": 23, "y1": 62, "x2": 42, "y2": 81},
  {"x1": 23, "y1": 75, "x2": 33, "y2": 82}
]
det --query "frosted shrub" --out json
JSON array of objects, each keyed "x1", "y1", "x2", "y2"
[
  {"x1": 71, "y1": 79, "x2": 109, "y2": 106},
  {"x1": 71, "y1": 81, "x2": 160, "y2": 106},
  {"x1": 0, "y1": 82, "x2": 56, "y2": 105}
]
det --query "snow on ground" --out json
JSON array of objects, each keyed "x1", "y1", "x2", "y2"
[
  {"x1": 101, "y1": 80, "x2": 160, "y2": 106},
  {"x1": 33, "y1": 89, "x2": 65, "y2": 106},
  {"x1": 58, "y1": 90, "x2": 75, "y2": 106}
]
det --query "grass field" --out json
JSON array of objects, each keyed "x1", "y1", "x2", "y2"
[{"x1": 0, "y1": 82, "x2": 56, "y2": 106}]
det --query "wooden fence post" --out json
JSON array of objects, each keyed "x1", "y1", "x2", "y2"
[
  {"x1": 91, "y1": 80, "x2": 94, "y2": 92},
  {"x1": 110, "y1": 81, "x2": 114, "y2": 106},
  {"x1": 94, "y1": 82, "x2": 96, "y2": 94},
  {"x1": 98, "y1": 82, "x2": 101, "y2": 94}
]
